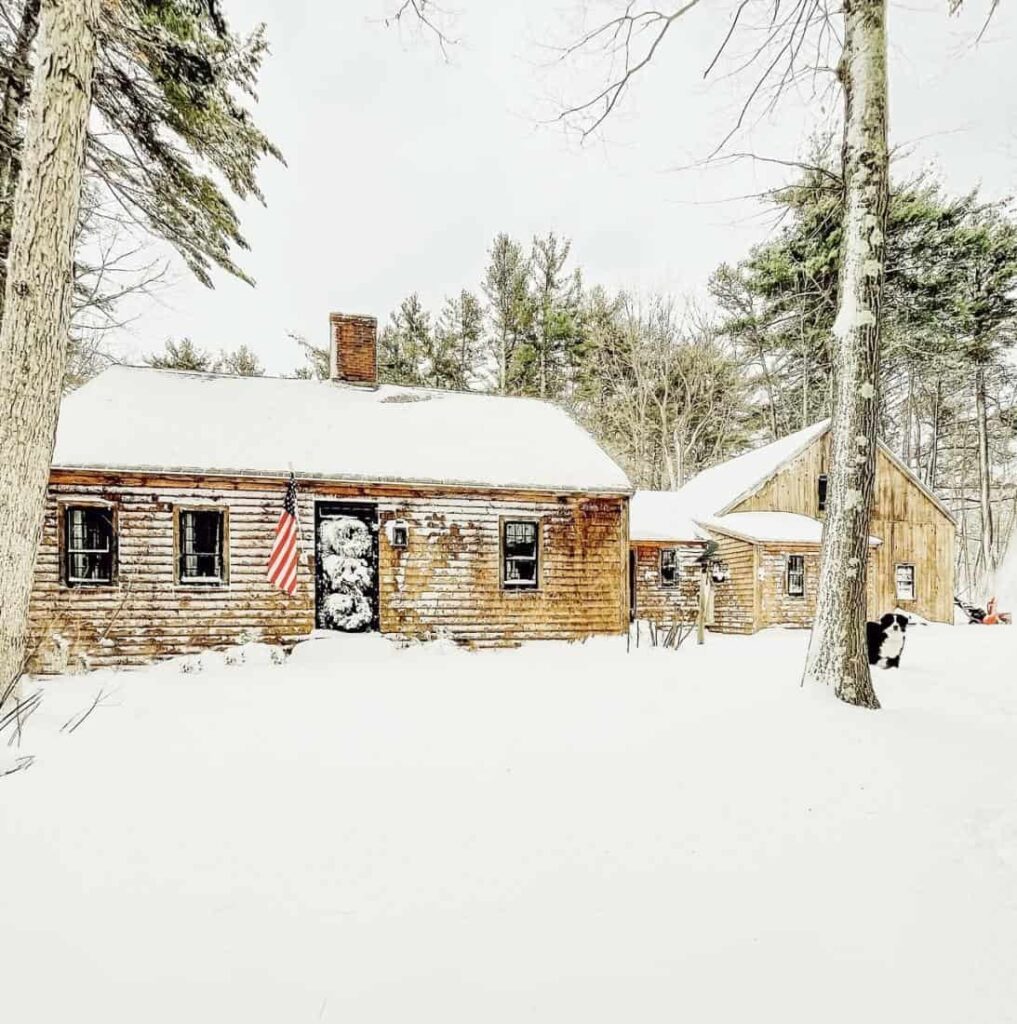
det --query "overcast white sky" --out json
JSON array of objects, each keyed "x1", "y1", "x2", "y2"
[{"x1": 107, "y1": 0, "x2": 1017, "y2": 373}]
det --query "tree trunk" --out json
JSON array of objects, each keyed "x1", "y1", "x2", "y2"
[
  {"x1": 0, "y1": 0, "x2": 100, "y2": 706},
  {"x1": 0, "y1": 0, "x2": 42, "y2": 296},
  {"x1": 901, "y1": 366, "x2": 913, "y2": 466},
  {"x1": 927, "y1": 378, "x2": 941, "y2": 489},
  {"x1": 974, "y1": 362, "x2": 994, "y2": 575},
  {"x1": 804, "y1": 0, "x2": 887, "y2": 710}
]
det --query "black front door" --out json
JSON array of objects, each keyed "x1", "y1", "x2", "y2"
[{"x1": 314, "y1": 502, "x2": 379, "y2": 631}]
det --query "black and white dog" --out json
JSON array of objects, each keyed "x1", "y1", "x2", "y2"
[{"x1": 866, "y1": 612, "x2": 909, "y2": 669}]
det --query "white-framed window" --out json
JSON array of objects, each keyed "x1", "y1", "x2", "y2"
[
  {"x1": 786, "y1": 554, "x2": 805, "y2": 597},
  {"x1": 817, "y1": 473, "x2": 828, "y2": 513},
  {"x1": 895, "y1": 563, "x2": 916, "y2": 601},
  {"x1": 65, "y1": 506, "x2": 115, "y2": 585},
  {"x1": 501, "y1": 519, "x2": 539, "y2": 589},
  {"x1": 660, "y1": 548, "x2": 679, "y2": 588},
  {"x1": 177, "y1": 507, "x2": 227, "y2": 584}
]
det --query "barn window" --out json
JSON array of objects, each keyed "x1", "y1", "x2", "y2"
[
  {"x1": 660, "y1": 548, "x2": 679, "y2": 587},
  {"x1": 817, "y1": 474, "x2": 828, "y2": 513},
  {"x1": 177, "y1": 508, "x2": 227, "y2": 583},
  {"x1": 502, "y1": 520, "x2": 539, "y2": 589},
  {"x1": 786, "y1": 554, "x2": 805, "y2": 597},
  {"x1": 895, "y1": 563, "x2": 916, "y2": 601},
  {"x1": 65, "y1": 506, "x2": 115, "y2": 585}
]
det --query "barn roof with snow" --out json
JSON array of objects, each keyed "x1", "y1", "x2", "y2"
[
  {"x1": 52, "y1": 366, "x2": 632, "y2": 495},
  {"x1": 630, "y1": 418, "x2": 953, "y2": 544}
]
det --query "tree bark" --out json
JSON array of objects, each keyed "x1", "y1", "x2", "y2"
[
  {"x1": 804, "y1": 0, "x2": 887, "y2": 709},
  {"x1": 974, "y1": 362, "x2": 994, "y2": 574},
  {"x1": 0, "y1": 0, "x2": 100, "y2": 706},
  {"x1": 0, "y1": 0, "x2": 42, "y2": 295}
]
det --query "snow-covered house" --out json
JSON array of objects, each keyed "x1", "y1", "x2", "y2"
[
  {"x1": 629, "y1": 421, "x2": 957, "y2": 633},
  {"x1": 27, "y1": 314, "x2": 632, "y2": 670}
]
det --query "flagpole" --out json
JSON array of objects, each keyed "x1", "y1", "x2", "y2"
[{"x1": 288, "y1": 464, "x2": 310, "y2": 565}]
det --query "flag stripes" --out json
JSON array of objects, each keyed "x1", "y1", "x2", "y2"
[{"x1": 268, "y1": 476, "x2": 300, "y2": 596}]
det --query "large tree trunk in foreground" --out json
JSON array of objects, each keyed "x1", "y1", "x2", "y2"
[
  {"x1": 974, "y1": 362, "x2": 995, "y2": 576},
  {"x1": 804, "y1": 0, "x2": 888, "y2": 709},
  {"x1": 0, "y1": 0, "x2": 100, "y2": 706}
]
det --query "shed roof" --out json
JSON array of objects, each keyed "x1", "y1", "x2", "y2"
[
  {"x1": 700, "y1": 511, "x2": 882, "y2": 547},
  {"x1": 629, "y1": 490, "x2": 707, "y2": 543},
  {"x1": 51, "y1": 366, "x2": 632, "y2": 494},
  {"x1": 672, "y1": 420, "x2": 830, "y2": 518}
]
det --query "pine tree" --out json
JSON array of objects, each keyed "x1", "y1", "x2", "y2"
[
  {"x1": 430, "y1": 289, "x2": 483, "y2": 390},
  {"x1": 214, "y1": 345, "x2": 264, "y2": 377},
  {"x1": 0, "y1": 0, "x2": 280, "y2": 306},
  {"x1": 523, "y1": 232, "x2": 583, "y2": 400},
  {"x1": 144, "y1": 337, "x2": 213, "y2": 372},
  {"x1": 482, "y1": 233, "x2": 532, "y2": 394},
  {"x1": 378, "y1": 293, "x2": 429, "y2": 386},
  {"x1": 0, "y1": 0, "x2": 101, "y2": 706}
]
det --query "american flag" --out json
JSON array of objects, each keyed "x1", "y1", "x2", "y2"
[{"x1": 268, "y1": 474, "x2": 300, "y2": 596}]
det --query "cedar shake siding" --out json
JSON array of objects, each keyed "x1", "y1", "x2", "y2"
[
  {"x1": 27, "y1": 474, "x2": 628, "y2": 671},
  {"x1": 631, "y1": 542, "x2": 702, "y2": 624},
  {"x1": 733, "y1": 437, "x2": 955, "y2": 624},
  {"x1": 707, "y1": 534, "x2": 757, "y2": 634}
]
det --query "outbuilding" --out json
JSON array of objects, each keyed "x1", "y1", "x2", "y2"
[{"x1": 630, "y1": 421, "x2": 956, "y2": 633}]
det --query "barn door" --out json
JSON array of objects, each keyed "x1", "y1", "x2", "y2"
[{"x1": 315, "y1": 503, "x2": 379, "y2": 631}]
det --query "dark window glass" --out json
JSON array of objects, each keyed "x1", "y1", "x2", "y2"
[
  {"x1": 502, "y1": 520, "x2": 538, "y2": 589},
  {"x1": 179, "y1": 509, "x2": 225, "y2": 582},
  {"x1": 65, "y1": 507, "x2": 114, "y2": 584},
  {"x1": 786, "y1": 554, "x2": 805, "y2": 597},
  {"x1": 660, "y1": 548, "x2": 679, "y2": 587},
  {"x1": 818, "y1": 474, "x2": 828, "y2": 513}
]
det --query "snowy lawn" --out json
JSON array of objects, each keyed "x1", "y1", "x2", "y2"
[{"x1": 3, "y1": 625, "x2": 1017, "y2": 1023}]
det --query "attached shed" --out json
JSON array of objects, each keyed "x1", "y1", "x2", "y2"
[
  {"x1": 629, "y1": 420, "x2": 957, "y2": 633},
  {"x1": 28, "y1": 313, "x2": 632, "y2": 671}
]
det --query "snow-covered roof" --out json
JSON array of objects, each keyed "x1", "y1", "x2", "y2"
[
  {"x1": 52, "y1": 366, "x2": 632, "y2": 494},
  {"x1": 673, "y1": 420, "x2": 830, "y2": 518},
  {"x1": 629, "y1": 491, "x2": 708, "y2": 543},
  {"x1": 700, "y1": 511, "x2": 882, "y2": 547}
]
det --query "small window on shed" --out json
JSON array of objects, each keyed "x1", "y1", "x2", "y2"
[
  {"x1": 65, "y1": 506, "x2": 115, "y2": 585},
  {"x1": 817, "y1": 474, "x2": 828, "y2": 514},
  {"x1": 177, "y1": 508, "x2": 227, "y2": 583},
  {"x1": 660, "y1": 548, "x2": 679, "y2": 588},
  {"x1": 786, "y1": 554, "x2": 805, "y2": 597},
  {"x1": 502, "y1": 520, "x2": 539, "y2": 589},
  {"x1": 895, "y1": 563, "x2": 916, "y2": 601}
]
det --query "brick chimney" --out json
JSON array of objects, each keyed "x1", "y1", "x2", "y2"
[{"x1": 329, "y1": 312, "x2": 377, "y2": 386}]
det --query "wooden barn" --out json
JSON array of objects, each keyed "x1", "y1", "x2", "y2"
[
  {"x1": 630, "y1": 421, "x2": 957, "y2": 634},
  {"x1": 27, "y1": 313, "x2": 632, "y2": 671}
]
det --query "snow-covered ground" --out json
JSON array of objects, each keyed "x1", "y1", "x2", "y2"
[{"x1": 3, "y1": 625, "x2": 1017, "y2": 1023}]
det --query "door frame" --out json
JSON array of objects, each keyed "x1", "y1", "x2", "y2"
[{"x1": 314, "y1": 500, "x2": 380, "y2": 631}]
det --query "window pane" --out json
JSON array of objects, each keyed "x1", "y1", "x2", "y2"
[
  {"x1": 787, "y1": 555, "x2": 805, "y2": 596},
  {"x1": 661, "y1": 548, "x2": 678, "y2": 587},
  {"x1": 503, "y1": 521, "x2": 538, "y2": 588},
  {"x1": 66, "y1": 507, "x2": 113, "y2": 583},
  {"x1": 504, "y1": 521, "x2": 536, "y2": 558},
  {"x1": 180, "y1": 509, "x2": 224, "y2": 579},
  {"x1": 818, "y1": 474, "x2": 828, "y2": 513},
  {"x1": 895, "y1": 565, "x2": 915, "y2": 599}
]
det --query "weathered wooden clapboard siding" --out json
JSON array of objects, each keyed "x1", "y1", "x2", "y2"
[
  {"x1": 707, "y1": 534, "x2": 756, "y2": 634},
  {"x1": 756, "y1": 543, "x2": 819, "y2": 629},
  {"x1": 376, "y1": 494, "x2": 626, "y2": 642},
  {"x1": 755, "y1": 543, "x2": 879, "y2": 631},
  {"x1": 630, "y1": 542, "x2": 702, "y2": 624},
  {"x1": 28, "y1": 473, "x2": 628, "y2": 670},
  {"x1": 731, "y1": 435, "x2": 956, "y2": 623}
]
